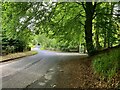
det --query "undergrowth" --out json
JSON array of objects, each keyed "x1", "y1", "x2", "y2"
[{"x1": 92, "y1": 47, "x2": 120, "y2": 80}]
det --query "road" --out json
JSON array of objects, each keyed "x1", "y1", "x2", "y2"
[{"x1": 1, "y1": 48, "x2": 87, "y2": 88}]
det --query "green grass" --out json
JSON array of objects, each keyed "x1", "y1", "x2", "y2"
[
  {"x1": 31, "y1": 51, "x2": 38, "y2": 55},
  {"x1": 92, "y1": 47, "x2": 120, "y2": 80},
  {"x1": 1, "y1": 50, "x2": 38, "y2": 62},
  {"x1": 40, "y1": 47, "x2": 45, "y2": 50}
]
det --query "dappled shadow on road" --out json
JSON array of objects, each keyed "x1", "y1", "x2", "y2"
[
  {"x1": 27, "y1": 55, "x2": 120, "y2": 88},
  {"x1": 53, "y1": 58, "x2": 120, "y2": 88},
  {"x1": 2, "y1": 48, "x2": 89, "y2": 88}
]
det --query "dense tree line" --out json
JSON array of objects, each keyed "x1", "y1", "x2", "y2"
[{"x1": 1, "y1": 1, "x2": 120, "y2": 56}]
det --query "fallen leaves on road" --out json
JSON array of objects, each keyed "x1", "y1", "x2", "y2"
[{"x1": 54, "y1": 57, "x2": 120, "y2": 89}]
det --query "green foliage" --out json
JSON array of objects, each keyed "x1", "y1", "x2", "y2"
[
  {"x1": 92, "y1": 48, "x2": 120, "y2": 79},
  {"x1": 1, "y1": 2, "x2": 120, "y2": 55},
  {"x1": 94, "y1": 2, "x2": 119, "y2": 49},
  {"x1": 35, "y1": 34, "x2": 57, "y2": 50},
  {"x1": 2, "y1": 37, "x2": 31, "y2": 55},
  {"x1": 2, "y1": 2, "x2": 35, "y2": 55}
]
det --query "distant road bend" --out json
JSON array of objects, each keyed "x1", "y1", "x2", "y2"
[{"x1": 1, "y1": 47, "x2": 87, "y2": 88}]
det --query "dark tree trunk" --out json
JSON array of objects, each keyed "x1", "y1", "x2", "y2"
[
  {"x1": 107, "y1": 29, "x2": 110, "y2": 48},
  {"x1": 95, "y1": 29, "x2": 101, "y2": 50},
  {"x1": 104, "y1": 30, "x2": 107, "y2": 48},
  {"x1": 84, "y1": 2, "x2": 95, "y2": 56}
]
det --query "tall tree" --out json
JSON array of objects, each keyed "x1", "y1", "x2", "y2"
[{"x1": 81, "y1": 2, "x2": 97, "y2": 55}]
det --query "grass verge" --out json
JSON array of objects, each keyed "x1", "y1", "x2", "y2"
[
  {"x1": 0, "y1": 51, "x2": 38, "y2": 62},
  {"x1": 92, "y1": 47, "x2": 120, "y2": 80},
  {"x1": 52, "y1": 55, "x2": 120, "y2": 88}
]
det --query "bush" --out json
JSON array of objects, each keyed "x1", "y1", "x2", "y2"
[
  {"x1": 2, "y1": 38, "x2": 31, "y2": 54},
  {"x1": 6, "y1": 46, "x2": 15, "y2": 53},
  {"x1": 92, "y1": 48, "x2": 120, "y2": 80}
]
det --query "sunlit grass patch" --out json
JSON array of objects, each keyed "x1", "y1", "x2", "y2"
[
  {"x1": 0, "y1": 51, "x2": 38, "y2": 62},
  {"x1": 92, "y1": 48, "x2": 120, "y2": 80}
]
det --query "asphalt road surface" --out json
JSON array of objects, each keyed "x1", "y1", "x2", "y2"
[{"x1": 1, "y1": 47, "x2": 87, "y2": 88}]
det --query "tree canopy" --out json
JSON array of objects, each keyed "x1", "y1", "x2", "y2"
[{"x1": 1, "y1": 1, "x2": 120, "y2": 56}]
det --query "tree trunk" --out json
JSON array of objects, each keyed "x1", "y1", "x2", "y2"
[
  {"x1": 104, "y1": 29, "x2": 107, "y2": 48},
  {"x1": 85, "y1": 2, "x2": 95, "y2": 56},
  {"x1": 107, "y1": 29, "x2": 110, "y2": 48},
  {"x1": 95, "y1": 29, "x2": 101, "y2": 50}
]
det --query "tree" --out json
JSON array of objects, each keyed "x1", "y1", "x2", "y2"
[
  {"x1": 2, "y1": 2, "x2": 120, "y2": 55},
  {"x1": 81, "y1": 2, "x2": 97, "y2": 55}
]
